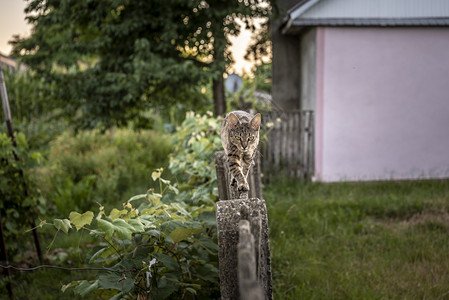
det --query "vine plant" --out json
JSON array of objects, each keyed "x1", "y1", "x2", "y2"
[{"x1": 38, "y1": 168, "x2": 219, "y2": 299}]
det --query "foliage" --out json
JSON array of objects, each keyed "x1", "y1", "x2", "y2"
[
  {"x1": 11, "y1": 0, "x2": 271, "y2": 128},
  {"x1": 0, "y1": 132, "x2": 44, "y2": 257},
  {"x1": 34, "y1": 128, "x2": 173, "y2": 215},
  {"x1": 0, "y1": 68, "x2": 61, "y2": 123},
  {"x1": 10, "y1": 112, "x2": 223, "y2": 298},
  {"x1": 226, "y1": 63, "x2": 272, "y2": 112},
  {"x1": 265, "y1": 178, "x2": 449, "y2": 299},
  {"x1": 244, "y1": 18, "x2": 271, "y2": 67},
  {"x1": 38, "y1": 168, "x2": 219, "y2": 299},
  {"x1": 168, "y1": 111, "x2": 222, "y2": 207},
  {"x1": 0, "y1": 68, "x2": 68, "y2": 151},
  {"x1": 252, "y1": 62, "x2": 271, "y2": 93}
]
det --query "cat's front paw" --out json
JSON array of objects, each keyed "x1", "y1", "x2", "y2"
[{"x1": 237, "y1": 181, "x2": 249, "y2": 192}]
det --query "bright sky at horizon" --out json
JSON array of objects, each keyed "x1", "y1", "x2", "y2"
[{"x1": 0, "y1": 0, "x2": 256, "y2": 75}]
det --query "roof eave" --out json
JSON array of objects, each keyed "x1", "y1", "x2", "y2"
[
  {"x1": 281, "y1": 0, "x2": 321, "y2": 35},
  {"x1": 282, "y1": 17, "x2": 449, "y2": 35}
]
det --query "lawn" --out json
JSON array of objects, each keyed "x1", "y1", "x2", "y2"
[{"x1": 265, "y1": 179, "x2": 449, "y2": 299}]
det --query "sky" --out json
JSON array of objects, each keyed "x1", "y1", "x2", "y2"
[{"x1": 0, "y1": 0, "x2": 255, "y2": 74}]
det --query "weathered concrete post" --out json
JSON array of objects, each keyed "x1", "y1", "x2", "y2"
[
  {"x1": 215, "y1": 151, "x2": 273, "y2": 300},
  {"x1": 215, "y1": 151, "x2": 230, "y2": 201}
]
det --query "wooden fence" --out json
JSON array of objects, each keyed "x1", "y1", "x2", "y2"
[{"x1": 261, "y1": 110, "x2": 314, "y2": 180}]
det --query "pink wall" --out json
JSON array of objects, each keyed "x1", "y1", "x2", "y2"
[{"x1": 315, "y1": 27, "x2": 449, "y2": 181}]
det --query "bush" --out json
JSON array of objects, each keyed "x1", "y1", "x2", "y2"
[
  {"x1": 0, "y1": 132, "x2": 43, "y2": 257},
  {"x1": 168, "y1": 111, "x2": 222, "y2": 206},
  {"x1": 34, "y1": 128, "x2": 172, "y2": 215},
  {"x1": 37, "y1": 112, "x2": 223, "y2": 298}
]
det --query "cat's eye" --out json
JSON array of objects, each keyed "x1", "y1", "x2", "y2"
[
  {"x1": 249, "y1": 137, "x2": 254, "y2": 141},
  {"x1": 236, "y1": 136, "x2": 241, "y2": 140}
]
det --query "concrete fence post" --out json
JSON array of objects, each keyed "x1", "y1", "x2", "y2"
[{"x1": 215, "y1": 150, "x2": 273, "y2": 300}]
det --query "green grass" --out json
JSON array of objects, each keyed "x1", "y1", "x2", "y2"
[{"x1": 265, "y1": 179, "x2": 449, "y2": 299}]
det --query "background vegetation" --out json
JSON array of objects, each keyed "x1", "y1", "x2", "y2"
[{"x1": 2, "y1": 0, "x2": 449, "y2": 299}]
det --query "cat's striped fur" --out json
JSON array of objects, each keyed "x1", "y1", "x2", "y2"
[{"x1": 220, "y1": 110, "x2": 261, "y2": 192}]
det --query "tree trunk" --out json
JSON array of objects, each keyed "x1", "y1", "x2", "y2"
[
  {"x1": 213, "y1": 76, "x2": 226, "y2": 116},
  {"x1": 211, "y1": 15, "x2": 227, "y2": 117}
]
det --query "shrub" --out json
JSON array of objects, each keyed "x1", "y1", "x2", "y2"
[
  {"x1": 0, "y1": 132, "x2": 43, "y2": 257},
  {"x1": 39, "y1": 112, "x2": 223, "y2": 298},
  {"x1": 168, "y1": 111, "x2": 222, "y2": 206},
  {"x1": 34, "y1": 128, "x2": 172, "y2": 215}
]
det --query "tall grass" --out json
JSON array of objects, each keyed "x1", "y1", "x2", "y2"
[
  {"x1": 33, "y1": 128, "x2": 172, "y2": 215},
  {"x1": 265, "y1": 179, "x2": 449, "y2": 299}
]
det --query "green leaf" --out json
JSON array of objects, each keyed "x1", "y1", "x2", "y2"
[
  {"x1": 154, "y1": 253, "x2": 178, "y2": 270},
  {"x1": 152, "y1": 275, "x2": 179, "y2": 299},
  {"x1": 128, "y1": 218, "x2": 145, "y2": 233},
  {"x1": 100, "y1": 246, "x2": 119, "y2": 260},
  {"x1": 54, "y1": 219, "x2": 72, "y2": 234},
  {"x1": 169, "y1": 227, "x2": 203, "y2": 243},
  {"x1": 112, "y1": 219, "x2": 134, "y2": 240},
  {"x1": 195, "y1": 263, "x2": 219, "y2": 282},
  {"x1": 109, "y1": 208, "x2": 127, "y2": 220},
  {"x1": 170, "y1": 203, "x2": 190, "y2": 216},
  {"x1": 61, "y1": 281, "x2": 81, "y2": 293},
  {"x1": 97, "y1": 219, "x2": 115, "y2": 239},
  {"x1": 89, "y1": 247, "x2": 108, "y2": 263},
  {"x1": 69, "y1": 211, "x2": 94, "y2": 231},
  {"x1": 73, "y1": 280, "x2": 99, "y2": 297},
  {"x1": 127, "y1": 194, "x2": 146, "y2": 203},
  {"x1": 97, "y1": 218, "x2": 134, "y2": 240},
  {"x1": 151, "y1": 168, "x2": 162, "y2": 181},
  {"x1": 186, "y1": 287, "x2": 198, "y2": 295},
  {"x1": 159, "y1": 178, "x2": 171, "y2": 185},
  {"x1": 144, "y1": 229, "x2": 161, "y2": 238},
  {"x1": 98, "y1": 273, "x2": 134, "y2": 293},
  {"x1": 195, "y1": 236, "x2": 218, "y2": 254},
  {"x1": 147, "y1": 193, "x2": 161, "y2": 206},
  {"x1": 195, "y1": 211, "x2": 217, "y2": 226},
  {"x1": 168, "y1": 184, "x2": 179, "y2": 194}
]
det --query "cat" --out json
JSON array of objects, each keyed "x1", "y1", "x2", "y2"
[{"x1": 220, "y1": 110, "x2": 261, "y2": 192}]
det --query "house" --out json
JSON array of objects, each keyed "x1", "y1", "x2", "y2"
[{"x1": 271, "y1": 0, "x2": 449, "y2": 182}]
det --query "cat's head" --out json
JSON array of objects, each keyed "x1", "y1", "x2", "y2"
[{"x1": 227, "y1": 112, "x2": 261, "y2": 152}]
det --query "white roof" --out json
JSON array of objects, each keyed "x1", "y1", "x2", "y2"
[{"x1": 283, "y1": 0, "x2": 449, "y2": 34}]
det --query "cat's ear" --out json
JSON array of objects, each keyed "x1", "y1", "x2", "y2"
[
  {"x1": 250, "y1": 113, "x2": 261, "y2": 131},
  {"x1": 227, "y1": 113, "x2": 240, "y2": 129}
]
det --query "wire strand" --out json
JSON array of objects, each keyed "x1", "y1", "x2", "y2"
[{"x1": 0, "y1": 264, "x2": 136, "y2": 273}]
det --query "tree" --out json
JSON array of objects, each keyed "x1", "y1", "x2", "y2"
[
  {"x1": 11, "y1": 0, "x2": 271, "y2": 127},
  {"x1": 244, "y1": 18, "x2": 271, "y2": 68}
]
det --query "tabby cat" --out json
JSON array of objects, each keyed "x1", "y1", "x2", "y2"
[{"x1": 220, "y1": 110, "x2": 261, "y2": 192}]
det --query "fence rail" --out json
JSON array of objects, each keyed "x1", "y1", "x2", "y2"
[{"x1": 261, "y1": 110, "x2": 314, "y2": 180}]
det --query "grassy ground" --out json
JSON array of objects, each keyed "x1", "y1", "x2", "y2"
[
  {"x1": 5, "y1": 177, "x2": 449, "y2": 299},
  {"x1": 265, "y1": 179, "x2": 449, "y2": 299}
]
